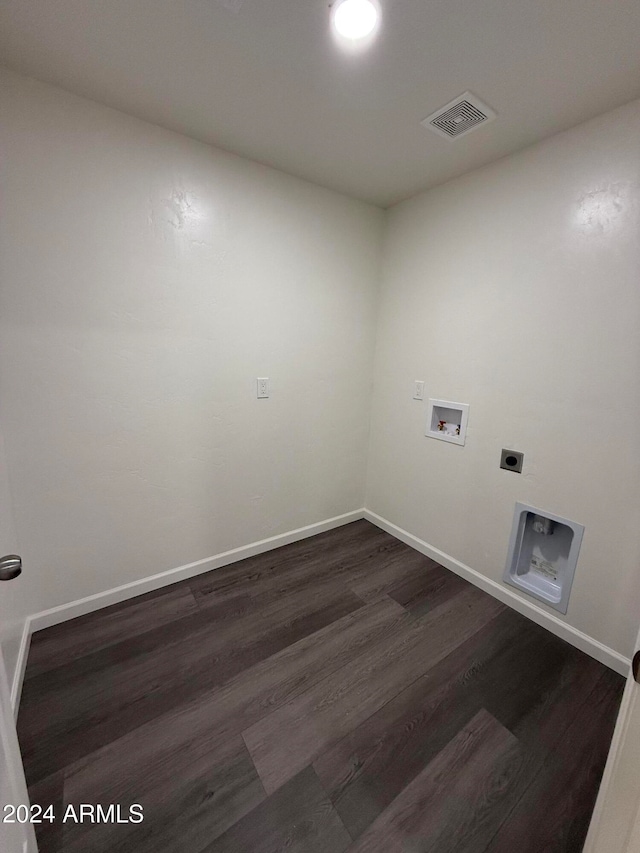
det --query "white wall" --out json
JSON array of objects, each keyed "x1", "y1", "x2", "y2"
[
  {"x1": 2, "y1": 66, "x2": 638, "y2": 664},
  {"x1": 367, "y1": 99, "x2": 640, "y2": 657},
  {"x1": 0, "y1": 69, "x2": 383, "y2": 620},
  {"x1": 0, "y1": 426, "x2": 25, "y2": 690}
]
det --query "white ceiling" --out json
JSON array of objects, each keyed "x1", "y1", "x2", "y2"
[{"x1": 1, "y1": 0, "x2": 639, "y2": 207}]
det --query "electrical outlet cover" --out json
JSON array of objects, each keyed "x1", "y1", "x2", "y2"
[{"x1": 500, "y1": 449, "x2": 524, "y2": 473}]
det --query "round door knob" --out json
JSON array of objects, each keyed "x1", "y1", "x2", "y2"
[{"x1": 0, "y1": 555, "x2": 22, "y2": 581}]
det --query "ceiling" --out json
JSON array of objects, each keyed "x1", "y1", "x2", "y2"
[{"x1": 1, "y1": 0, "x2": 639, "y2": 207}]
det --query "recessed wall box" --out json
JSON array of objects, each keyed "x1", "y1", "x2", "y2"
[
  {"x1": 426, "y1": 399, "x2": 469, "y2": 446},
  {"x1": 503, "y1": 502, "x2": 584, "y2": 614}
]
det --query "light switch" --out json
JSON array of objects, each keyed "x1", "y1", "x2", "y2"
[{"x1": 413, "y1": 380, "x2": 425, "y2": 400}]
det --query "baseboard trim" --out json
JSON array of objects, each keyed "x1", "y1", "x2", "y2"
[
  {"x1": 28, "y1": 509, "x2": 366, "y2": 635},
  {"x1": 13, "y1": 505, "x2": 628, "y2": 709},
  {"x1": 10, "y1": 620, "x2": 32, "y2": 717},
  {"x1": 582, "y1": 673, "x2": 637, "y2": 851},
  {"x1": 11, "y1": 509, "x2": 365, "y2": 706},
  {"x1": 364, "y1": 510, "x2": 630, "y2": 677}
]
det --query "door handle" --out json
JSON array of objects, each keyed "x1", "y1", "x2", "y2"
[
  {"x1": 0, "y1": 555, "x2": 22, "y2": 581},
  {"x1": 633, "y1": 650, "x2": 640, "y2": 685}
]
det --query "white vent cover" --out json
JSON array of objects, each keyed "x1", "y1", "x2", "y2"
[{"x1": 421, "y1": 92, "x2": 496, "y2": 140}]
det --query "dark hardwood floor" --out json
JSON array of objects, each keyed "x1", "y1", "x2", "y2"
[{"x1": 17, "y1": 520, "x2": 624, "y2": 853}]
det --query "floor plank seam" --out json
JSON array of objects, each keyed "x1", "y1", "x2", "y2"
[
  {"x1": 17, "y1": 521, "x2": 624, "y2": 853},
  {"x1": 478, "y1": 667, "x2": 613, "y2": 853}
]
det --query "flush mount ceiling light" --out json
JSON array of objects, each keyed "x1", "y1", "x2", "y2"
[{"x1": 331, "y1": 0, "x2": 380, "y2": 40}]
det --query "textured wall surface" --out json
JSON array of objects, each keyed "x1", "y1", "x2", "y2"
[
  {"x1": 367, "y1": 99, "x2": 640, "y2": 656},
  {"x1": 0, "y1": 428, "x2": 22, "y2": 687},
  {"x1": 2, "y1": 66, "x2": 639, "y2": 660},
  {"x1": 0, "y1": 69, "x2": 383, "y2": 622}
]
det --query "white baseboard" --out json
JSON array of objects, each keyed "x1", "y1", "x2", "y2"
[
  {"x1": 10, "y1": 620, "x2": 32, "y2": 718},
  {"x1": 364, "y1": 510, "x2": 630, "y2": 677},
  {"x1": 29, "y1": 509, "x2": 366, "y2": 634},
  {"x1": 11, "y1": 509, "x2": 365, "y2": 707},
  {"x1": 12, "y1": 505, "x2": 628, "y2": 711},
  {"x1": 582, "y1": 673, "x2": 638, "y2": 852}
]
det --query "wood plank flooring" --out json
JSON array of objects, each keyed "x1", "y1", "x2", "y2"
[{"x1": 17, "y1": 519, "x2": 624, "y2": 853}]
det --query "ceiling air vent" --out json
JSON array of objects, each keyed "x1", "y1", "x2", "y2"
[{"x1": 421, "y1": 92, "x2": 496, "y2": 140}]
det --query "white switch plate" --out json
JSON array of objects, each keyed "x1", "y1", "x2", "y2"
[
  {"x1": 257, "y1": 377, "x2": 270, "y2": 398},
  {"x1": 413, "y1": 380, "x2": 425, "y2": 400}
]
